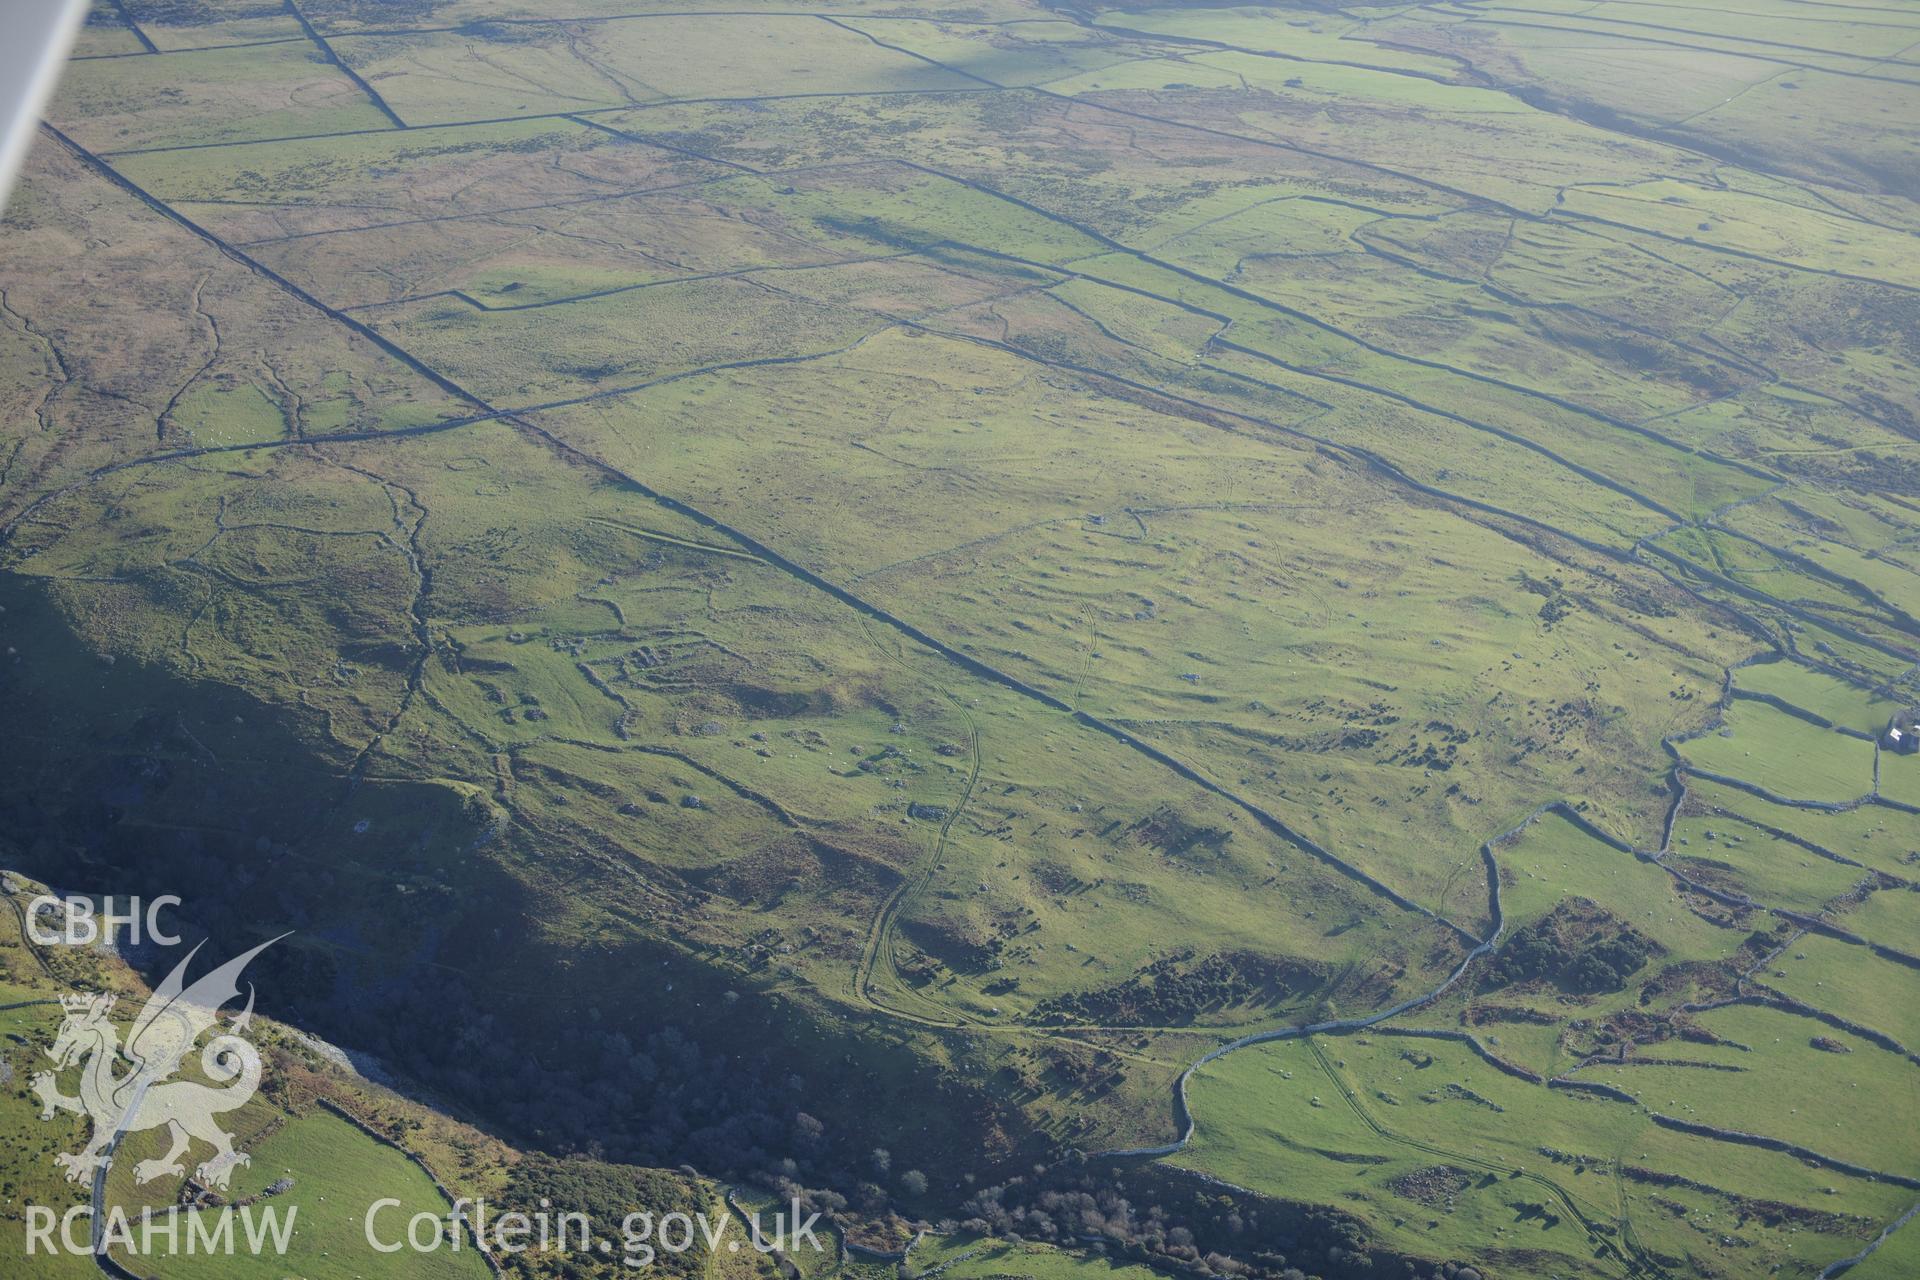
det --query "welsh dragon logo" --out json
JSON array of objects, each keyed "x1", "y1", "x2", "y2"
[{"x1": 32, "y1": 936, "x2": 283, "y2": 1190}]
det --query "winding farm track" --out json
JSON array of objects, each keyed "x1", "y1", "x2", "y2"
[
  {"x1": 848, "y1": 615, "x2": 988, "y2": 1027},
  {"x1": 12, "y1": 14, "x2": 1920, "y2": 1271}
]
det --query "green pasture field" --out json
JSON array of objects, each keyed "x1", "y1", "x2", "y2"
[
  {"x1": 1678, "y1": 700, "x2": 1876, "y2": 805},
  {"x1": 1495, "y1": 811, "x2": 1741, "y2": 967},
  {"x1": 1090, "y1": 8, "x2": 1466, "y2": 78},
  {"x1": 1842, "y1": 884, "x2": 1920, "y2": 953},
  {"x1": 2, "y1": 883, "x2": 478, "y2": 1280},
  {"x1": 1882, "y1": 750, "x2": 1920, "y2": 808},
  {"x1": 1685, "y1": 778, "x2": 1920, "y2": 881},
  {"x1": 1353, "y1": 2, "x2": 1920, "y2": 197},
  {"x1": 1665, "y1": 811, "x2": 1864, "y2": 915},
  {"x1": 139, "y1": 15, "x2": 305, "y2": 53},
  {"x1": 1553, "y1": 182, "x2": 1920, "y2": 291},
  {"x1": 52, "y1": 40, "x2": 397, "y2": 153},
  {"x1": 1720, "y1": 496, "x2": 1920, "y2": 625},
  {"x1": 831, "y1": 19, "x2": 1165, "y2": 90},
  {"x1": 109, "y1": 115, "x2": 656, "y2": 205},
  {"x1": 1174, "y1": 1030, "x2": 1915, "y2": 1280},
  {"x1": 1759, "y1": 935, "x2": 1920, "y2": 1055},
  {"x1": 0, "y1": 1008, "x2": 99, "y2": 1280},
  {"x1": 1733, "y1": 660, "x2": 1904, "y2": 735},
  {"x1": 1843, "y1": 1215, "x2": 1920, "y2": 1280},
  {"x1": 71, "y1": 16, "x2": 150, "y2": 59},
  {"x1": 0, "y1": 879, "x2": 101, "y2": 1280},
  {"x1": 327, "y1": 16, "x2": 977, "y2": 125},
  {"x1": 927, "y1": 1235, "x2": 1172, "y2": 1279},
  {"x1": 0, "y1": 871, "x2": 713, "y2": 1280},
  {"x1": 724, "y1": 1198, "x2": 1168, "y2": 1280},
  {"x1": 102, "y1": 1106, "x2": 491, "y2": 1280}
]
